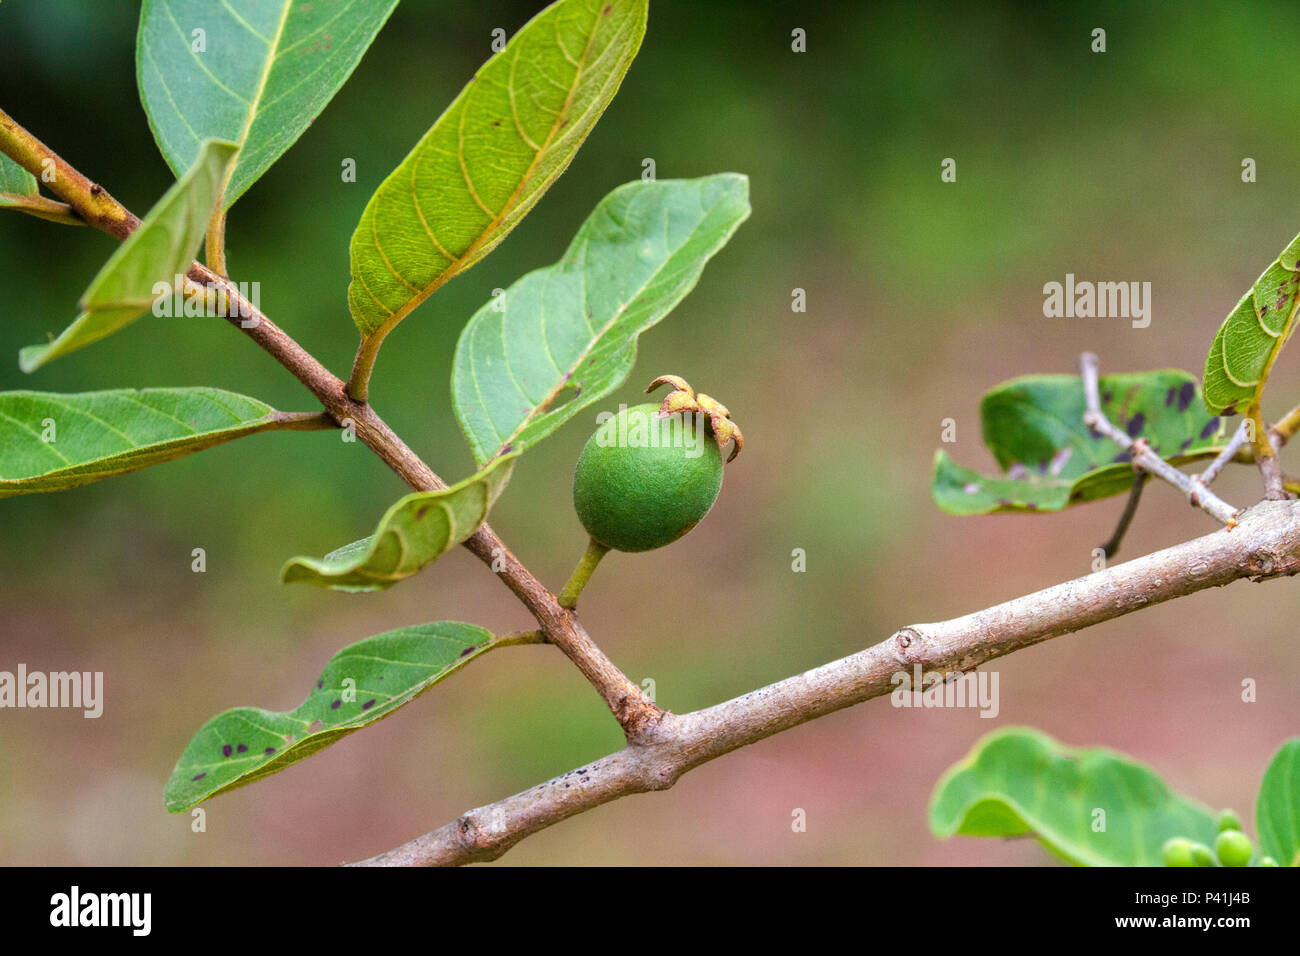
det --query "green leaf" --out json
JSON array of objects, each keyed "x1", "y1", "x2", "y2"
[
  {"x1": 137, "y1": 0, "x2": 398, "y2": 211},
  {"x1": 0, "y1": 152, "x2": 37, "y2": 202},
  {"x1": 0, "y1": 387, "x2": 321, "y2": 497},
  {"x1": 930, "y1": 727, "x2": 1218, "y2": 866},
  {"x1": 18, "y1": 139, "x2": 237, "y2": 372},
  {"x1": 1257, "y1": 738, "x2": 1300, "y2": 866},
  {"x1": 932, "y1": 370, "x2": 1226, "y2": 515},
  {"x1": 165, "y1": 621, "x2": 518, "y2": 811},
  {"x1": 281, "y1": 453, "x2": 516, "y2": 591},
  {"x1": 347, "y1": 0, "x2": 648, "y2": 345},
  {"x1": 452, "y1": 174, "x2": 751, "y2": 465},
  {"x1": 1202, "y1": 231, "x2": 1300, "y2": 416}
]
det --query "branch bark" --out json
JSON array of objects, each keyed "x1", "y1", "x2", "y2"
[
  {"x1": 352, "y1": 497, "x2": 1300, "y2": 866},
  {"x1": 9, "y1": 107, "x2": 1290, "y2": 870},
  {"x1": 0, "y1": 111, "x2": 657, "y2": 737},
  {"x1": 1080, "y1": 353, "x2": 1241, "y2": 524}
]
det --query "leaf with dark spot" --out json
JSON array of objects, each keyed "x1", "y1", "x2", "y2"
[
  {"x1": 1203, "y1": 232, "x2": 1300, "y2": 415},
  {"x1": 932, "y1": 369, "x2": 1226, "y2": 515},
  {"x1": 165, "y1": 622, "x2": 508, "y2": 811}
]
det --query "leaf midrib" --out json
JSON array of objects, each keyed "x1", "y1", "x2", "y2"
[
  {"x1": 484, "y1": 194, "x2": 704, "y2": 463},
  {"x1": 215, "y1": 0, "x2": 295, "y2": 209},
  {"x1": 362, "y1": 3, "x2": 612, "y2": 346}
]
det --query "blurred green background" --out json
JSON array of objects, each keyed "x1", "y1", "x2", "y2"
[{"x1": 2, "y1": 0, "x2": 1298, "y2": 865}]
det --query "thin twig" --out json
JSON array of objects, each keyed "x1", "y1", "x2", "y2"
[
  {"x1": 1080, "y1": 353, "x2": 1240, "y2": 525},
  {"x1": 1258, "y1": 451, "x2": 1288, "y2": 500},
  {"x1": 1246, "y1": 399, "x2": 1289, "y2": 500},
  {"x1": 0, "y1": 107, "x2": 139, "y2": 238},
  {"x1": 1199, "y1": 418, "x2": 1251, "y2": 485},
  {"x1": 1099, "y1": 473, "x2": 1147, "y2": 560},
  {"x1": 1269, "y1": 401, "x2": 1300, "y2": 446},
  {"x1": 350, "y1": 498, "x2": 1300, "y2": 865},
  {"x1": 0, "y1": 111, "x2": 657, "y2": 737}
]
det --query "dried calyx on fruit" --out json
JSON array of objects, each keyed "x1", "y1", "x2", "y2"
[{"x1": 560, "y1": 376, "x2": 744, "y2": 607}]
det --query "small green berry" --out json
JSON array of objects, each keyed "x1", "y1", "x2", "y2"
[
  {"x1": 1162, "y1": 837, "x2": 1197, "y2": 867},
  {"x1": 1214, "y1": 830, "x2": 1253, "y2": 867},
  {"x1": 1190, "y1": 842, "x2": 1218, "y2": 867},
  {"x1": 573, "y1": 403, "x2": 723, "y2": 553},
  {"x1": 1217, "y1": 809, "x2": 1242, "y2": 832}
]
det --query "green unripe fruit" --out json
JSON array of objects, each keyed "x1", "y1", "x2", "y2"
[
  {"x1": 1214, "y1": 830, "x2": 1253, "y2": 867},
  {"x1": 1162, "y1": 837, "x2": 1197, "y2": 867},
  {"x1": 573, "y1": 404, "x2": 723, "y2": 552},
  {"x1": 1190, "y1": 842, "x2": 1218, "y2": 866},
  {"x1": 1217, "y1": 809, "x2": 1242, "y2": 832}
]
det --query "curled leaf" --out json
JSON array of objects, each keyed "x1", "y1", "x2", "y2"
[{"x1": 281, "y1": 454, "x2": 515, "y2": 591}]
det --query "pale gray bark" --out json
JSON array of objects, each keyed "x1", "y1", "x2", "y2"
[{"x1": 352, "y1": 498, "x2": 1300, "y2": 866}]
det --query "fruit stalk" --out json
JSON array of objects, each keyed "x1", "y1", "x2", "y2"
[{"x1": 559, "y1": 538, "x2": 611, "y2": 608}]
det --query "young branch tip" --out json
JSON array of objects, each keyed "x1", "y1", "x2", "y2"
[{"x1": 1080, "y1": 353, "x2": 1240, "y2": 525}]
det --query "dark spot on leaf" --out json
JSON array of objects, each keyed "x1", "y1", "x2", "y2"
[
  {"x1": 491, "y1": 119, "x2": 501, "y2": 126},
  {"x1": 603, "y1": 4, "x2": 612, "y2": 12},
  {"x1": 236, "y1": 744, "x2": 247, "y2": 754},
  {"x1": 1113, "y1": 451, "x2": 1133, "y2": 464},
  {"x1": 460, "y1": 646, "x2": 475, "y2": 657},
  {"x1": 415, "y1": 506, "x2": 429, "y2": 519},
  {"x1": 222, "y1": 744, "x2": 233, "y2": 758},
  {"x1": 331, "y1": 699, "x2": 342, "y2": 709},
  {"x1": 1024, "y1": 502, "x2": 1038, "y2": 510},
  {"x1": 1178, "y1": 437, "x2": 1192, "y2": 451},
  {"x1": 307, "y1": 720, "x2": 323, "y2": 734},
  {"x1": 996, "y1": 498, "x2": 1013, "y2": 507},
  {"x1": 501, "y1": 443, "x2": 513, "y2": 454},
  {"x1": 1177, "y1": 381, "x2": 1195, "y2": 412},
  {"x1": 264, "y1": 747, "x2": 276, "y2": 755},
  {"x1": 1201, "y1": 417, "x2": 1222, "y2": 438},
  {"x1": 1221, "y1": 405, "x2": 1238, "y2": 417},
  {"x1": 1102, "y1": 391, "x2": 1113, "y2": 404},
  {"x1": 363, "y1": 699, "x2": 376, "y2": 710},
  {"x1": 316, "y1": 679, "x2": 323, "y2": 690},
  {"x1": 1126, "y1": 413, "x2": 1145, "y2": 437},
  {"x1": 192, "y1": 773, "x2": 206, "y2": 782}
]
